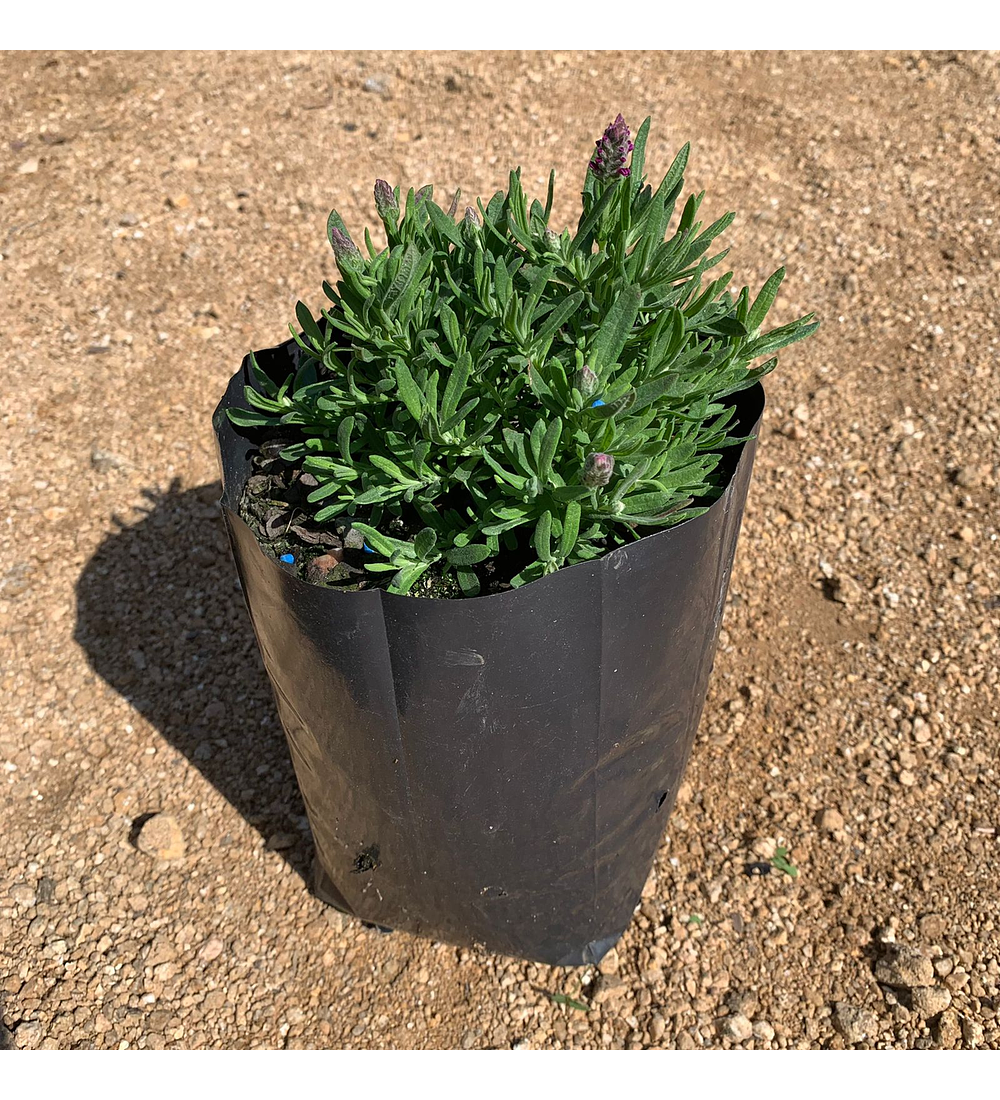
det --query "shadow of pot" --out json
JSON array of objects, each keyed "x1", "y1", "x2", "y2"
[{"x1": 74, "y1": 479, "x2": 312, "y2": 881}]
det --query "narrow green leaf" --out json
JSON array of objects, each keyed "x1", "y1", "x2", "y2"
[
  {"x1": 445, "y1": 544, "x2": 491, "y2": 566},
  {"x1": 618, "y1": 490, "x2": 678, "y2": 514},
  {"x1": 741, "y1": 316, "x2": 819, "y2": 361},
  {"x1": 533, "y1": 510, "x2": 552, "y2": 562},
  {"x1": 494, "y1": 257, "x2": 512, "y2": 310},
  {"x1": 337, "y1": 415, "x2": 355, "y2": 462},
  {"x1": 629, "y1": 117, "x2": 651, "y2": 192},
  {"x1": 439, "y1": 396, "x2": 479, "y2": 436},
  {"x1": 306, "y1": 478, "x2": 347, "y2": 502},
  {"x1": 528, "y1": 418, "x2": 545, "y2": 471},
  {"x1": 314, "y1": 500, "x2": 350, "y2": 522},
  {"x1": 557, "y1": 500, "x2": 581, "y2": 560},
  {"x1": 243, "y1": 388, "x2": 287, "y2": 413},
  {"x1": 425, "y1": 200, "x2": 463, "y2": 246},
  {"x1": 659, "y1": 143, "x2": 690, "y2": 206},
  {"x1": 482, "y1": 452, "x2": 527, "y2": 490},
  {"x1": 527, "y1": 361, "x2": 553, "y2": 401},
  {"x1": 456, "y1": 569, "x2": 481, "y2": 596},
  {"x1": 381, "y1": 242, "x2": 420, "y2": 314},
  {"x1": 393, "y1": 360, "x2": 425, "y2": 419},
  {"x1": 226, "y1": 407, "x2": 274, "y2": 428},
  {"x1": 747, "y1": 267, "x2": 786, "y2": 332},
  {"x1": 591, "y1": 284, "x2": 641, "y2": 371},
  {"x1": 413, "y1": 527, "x2": 438, "y2": 561},
  {"x1": 352, "y1": 484, "x2": 403, "y2": 505},
  {"x1": 389, "y1": 561, "x2": 431, "y2": 595},
  {"x1": 440, "y1": 352, "x2": 472, "y2": 422},
  {"x1": 632, "y1": 373, "x2": 679, "y2": 413},
  {"x1": 349, "y1": 522, "x2": 415, "y2": 558},
  {"x1": 295, "y1": 301, "x2": 323, "y2": 345},
  {"x1": 246, "y1": 350, "x2": 278, "y2": 396},
  {"x1": 543, "y1": 168, "x2": 555, "y2": 221},
  {"x1": 532, "y1": 291, "x2": 584, "y2": 349},
  {"x1": 537, "y1": 417, "x2": 562, "y2": 484},
  {"x1": 546, "y1": 992, "x2": 590, "y2": 1013},
  {"x1": 369, "y1": 454, "x2": 414, "y2": 483},
  {"x1": 569, "y1": 182, "x2": 618, "y2": 254}
]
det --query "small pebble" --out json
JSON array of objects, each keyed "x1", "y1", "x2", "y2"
[
  {"x1": 954, "y1": 465, "x2": 985, "y2": 488},
  {"x1": 198, "y1": 937, "x2": 225, "y2": 963},
  {"x1": 9, "y1": 884, "x2": 36, "y2": 907},
  {"x1": 875, "y1": 944, "x2": 934, "y2": 989},
  {"x1": 816, "y1": 807, "x2": 844, "y2": 831},
  {"x1": 135, "y1": 814, "x2": 186, "y2": 861},
  {"x1": 718, "y1": 1013, "x2": 752, "y2": 1042},
  {"x1": 591, "y1": 974, "x2": 626, "y2": 1004},
  {"x1": 962, "y1": 1016, "x2": 984, "y2": 1048},
  {"x1": 910, "y1": 986, "x2": 952, "y2": 1017},
  {"x1": 832, "y1": 1003, "x2": 879, "y2": 1044}
]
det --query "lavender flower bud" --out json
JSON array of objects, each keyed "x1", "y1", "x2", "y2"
[
  {"x1": 575, "y1": 365, "x2": 598, "y2": 396},
  {"x1": 330, "y1": 226, "x2": 362, "y2": 270},
  {"x1": 589, "y1": 113, "x2": 634, "y2": 182},
  {"x1": 583, "y1": 452, "x2": 615, "y2": 488},
  {"x1": 374, "y1": 179, "x2": 398, "y2": 220},
  {"x1": 461, "y1": 205, "x2": 482, "y2": 245}
]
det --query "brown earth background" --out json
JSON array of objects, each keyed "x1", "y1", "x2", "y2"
[{"x1": 1, "y1": 50, "x2": 998, "y2": 1050}]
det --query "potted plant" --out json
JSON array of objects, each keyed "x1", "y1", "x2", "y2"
[{"x1": 213, "y1": 114, "x2": 817, "y2": 966}]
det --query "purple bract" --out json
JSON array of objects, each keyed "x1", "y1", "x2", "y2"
[{"x1": 589, "y1": 114, "x2": 634, "y2": 181}]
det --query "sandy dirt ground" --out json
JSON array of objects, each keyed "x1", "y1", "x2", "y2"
[{"x1": 1, "y1": 50, "x2": 998, "y2": 1050}]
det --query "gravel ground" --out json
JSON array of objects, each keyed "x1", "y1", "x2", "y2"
[{"x1": 1, "y1": 49, "x2": 998, "y2": 1050}]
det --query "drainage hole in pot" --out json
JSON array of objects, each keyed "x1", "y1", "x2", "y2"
[
  {"x1": 351, "y1": 843, "x2": 381, "y2": 874},
  {"x1": 653, "y1": 790, "x2": 669, "y2": 813}
]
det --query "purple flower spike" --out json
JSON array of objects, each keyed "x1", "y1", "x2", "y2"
[
  {"x1": 583, "y1": 452, "x2": 615, "y2": 488},
  {"x1": 374, "y1": 179, "x2": 398, "y2": 220},
  {"x1": 589, "y1": 113, "x2": 634, "y2": 181},
  {"x1": 330, "y1": 226, "x2": 362, "y2": 269}
]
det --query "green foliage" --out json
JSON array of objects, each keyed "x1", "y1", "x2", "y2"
[
  {"x1": 772, "y1": 846, "x2": 799, "y2": 878},
  {"x1": 229, "y1": 115, "x2": 818, "y2": 596},
  {"x1": 545, "y1": 991, "x2": 590, "y2": 1012}
]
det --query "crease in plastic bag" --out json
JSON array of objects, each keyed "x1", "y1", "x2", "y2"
[{"x1": 213, "y1": 338, "x2": 764, "y2": 965}]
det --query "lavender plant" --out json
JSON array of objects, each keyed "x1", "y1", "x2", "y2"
[{"x1": 229, "y1": 115, "x2": 817, "y2": 596}]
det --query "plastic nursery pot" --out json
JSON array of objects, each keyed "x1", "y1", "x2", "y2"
[{"x1": 213, "y1": 337, "x2": 764, "y2": 967}]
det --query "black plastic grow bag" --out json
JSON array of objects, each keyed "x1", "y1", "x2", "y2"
[{"x1": 213, "y1": 337, "x2": 763, "y2": 966}]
